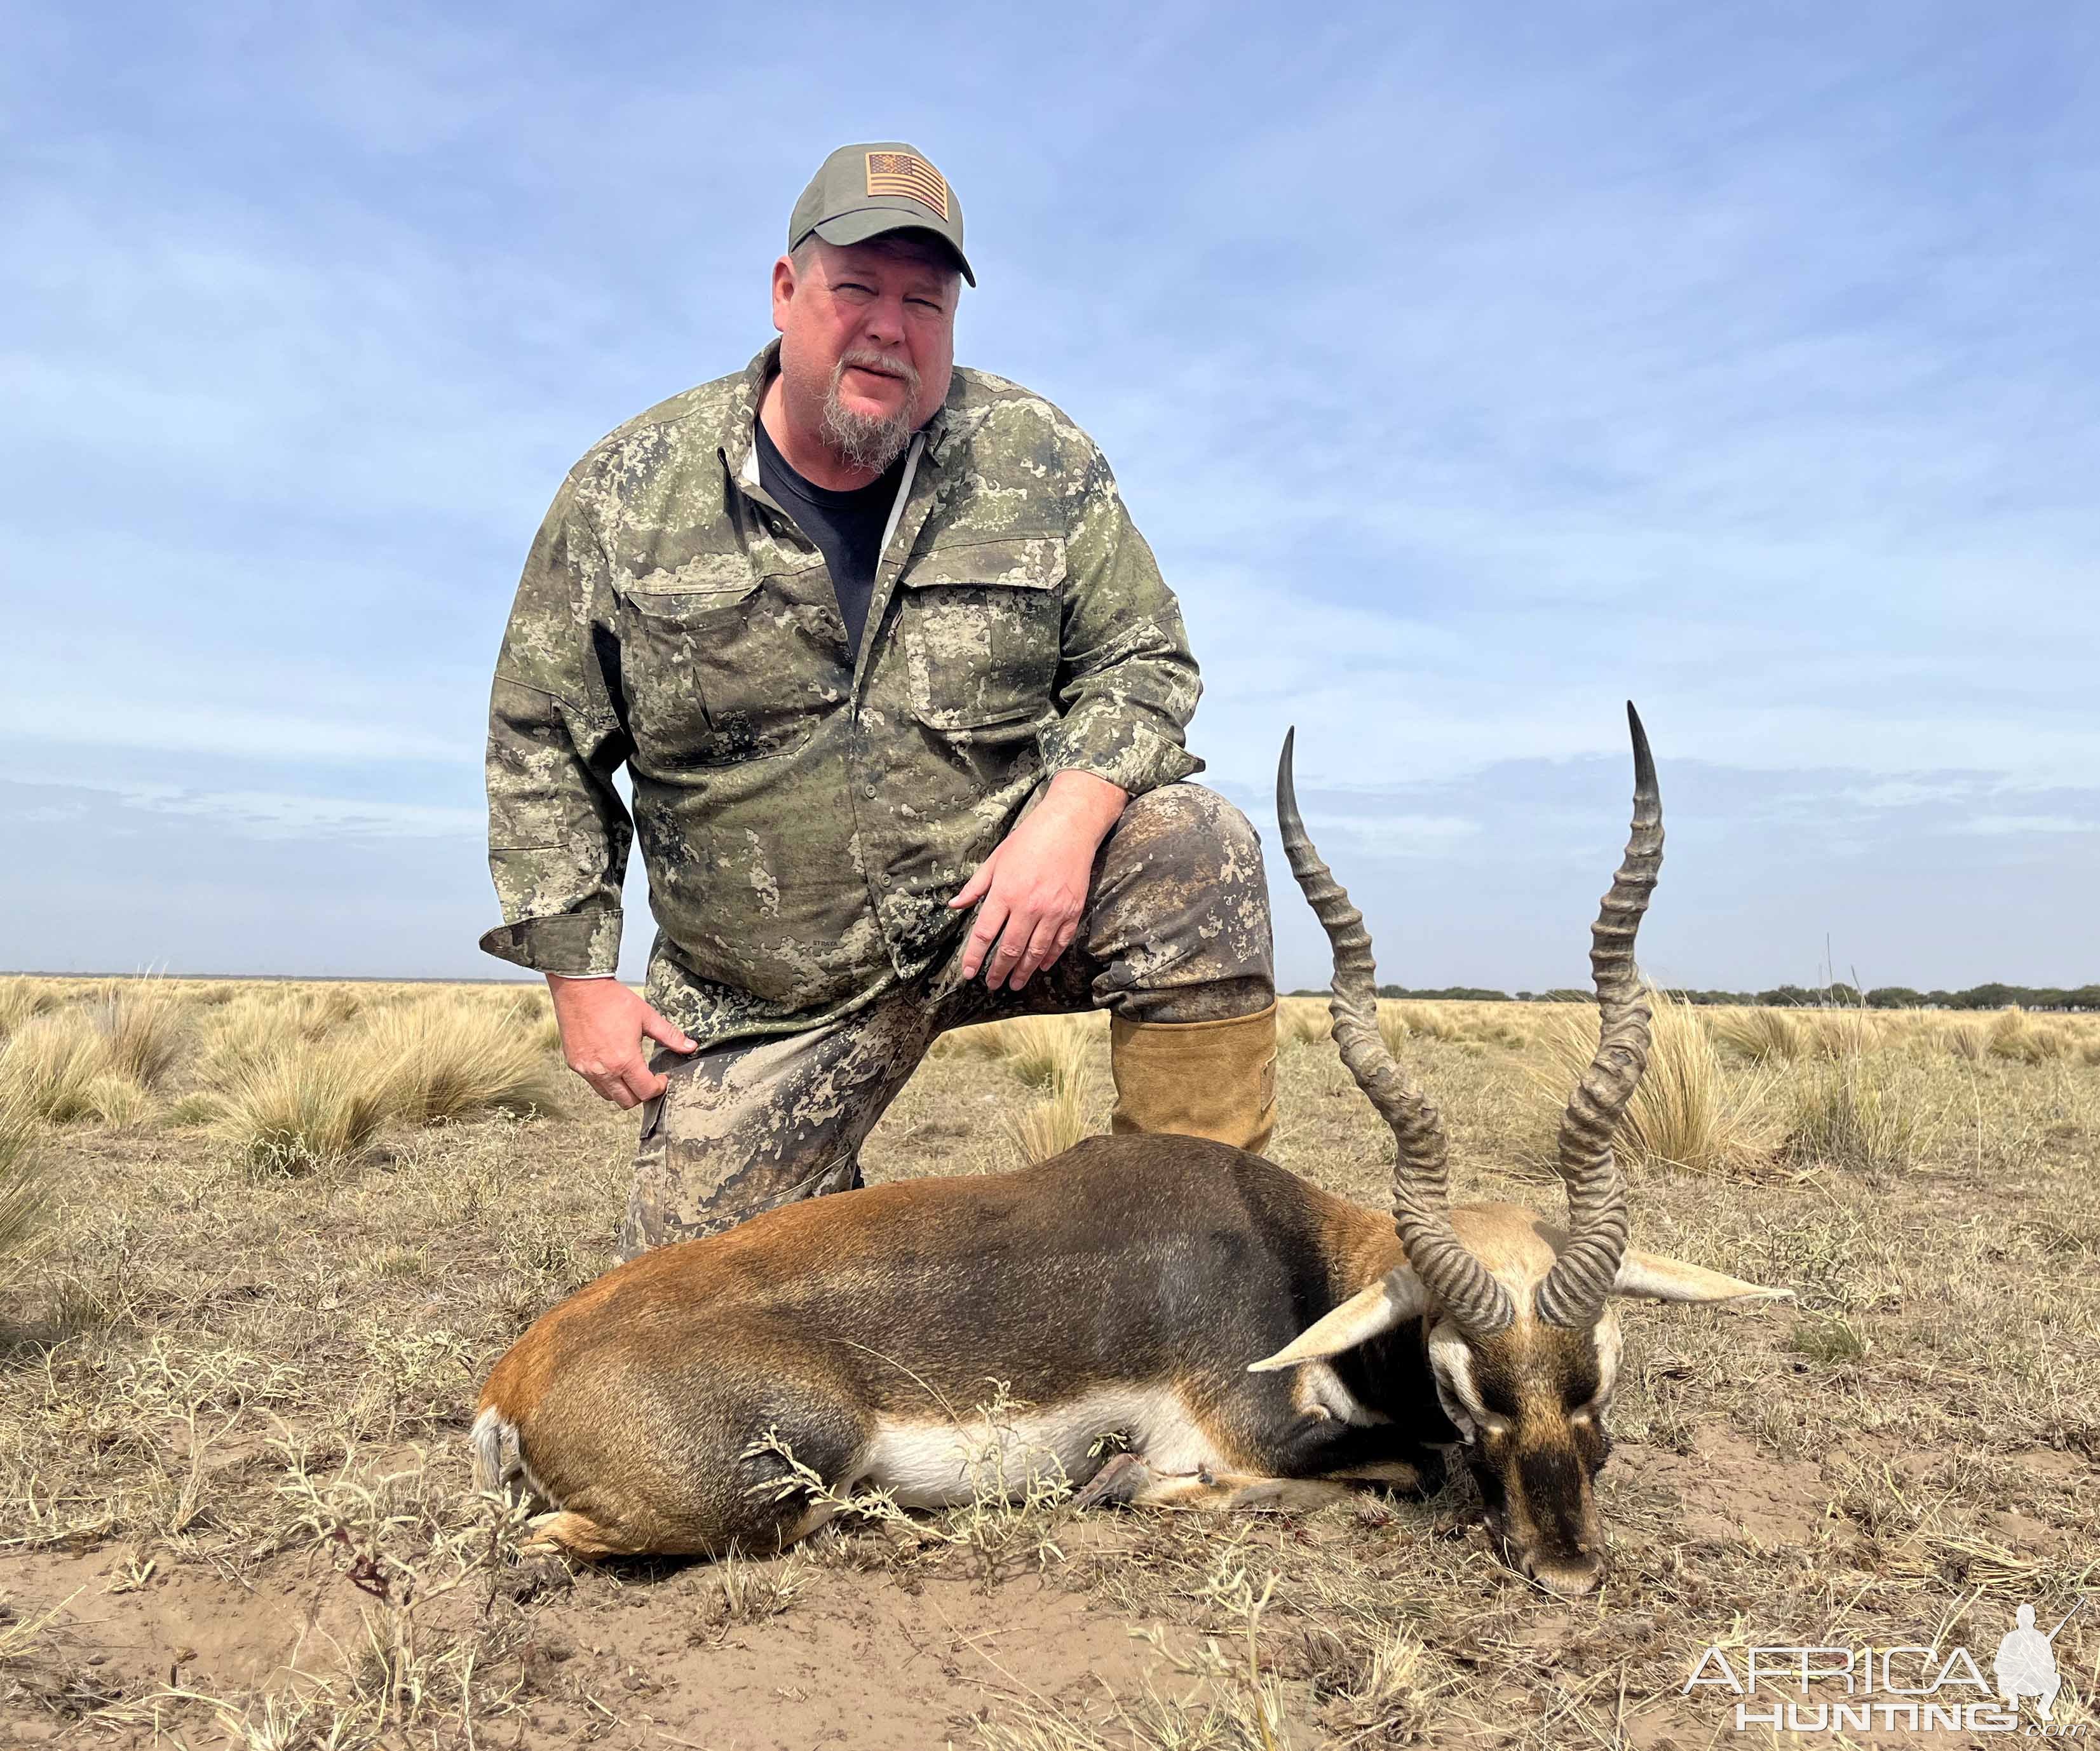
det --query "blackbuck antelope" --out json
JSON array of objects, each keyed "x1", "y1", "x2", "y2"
[{"x1": 475, "y1": 705, "x2": 1789, "y2": 1594}]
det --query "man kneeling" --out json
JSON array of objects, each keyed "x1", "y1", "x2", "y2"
[{"x1": 479, "y1": 140, "x2": 1275, "y2": 1254}]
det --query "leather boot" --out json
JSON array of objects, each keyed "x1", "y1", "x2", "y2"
[{"x1": 1109, "y1": 1002, "x2": 1277, "y2": 1156}]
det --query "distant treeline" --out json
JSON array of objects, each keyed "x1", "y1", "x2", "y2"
[{"x1": 1287, "y1": 982, "x2": 2100, "y2": 1011}]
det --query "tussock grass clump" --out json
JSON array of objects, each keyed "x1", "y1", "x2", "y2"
[
  {"x1": 0, "y1": 1092, "x2": 55, "y2": 1282},
  {"x1": 997, "y1": 1015, "x2": 1094, "y2": 1096},
  {"x1": 1005, "y1": 1084, "x2": 1088, "y2": 1164},
  {"x1": 1277, "y1": 997, "x2": 1331, "y2": 1048},
  {"x1": 1539, "y1": 987, "x2": 1773, "y2": 1177},
  {"x1": 287, "y1": 985, "x2": 364, "y2": 1039},
  {"x1": 215, "y1": 1051, "x2": 389, "y2": 1173},
  {"x1": 0, "y1": 975, "x2": 59, "y2": 1041},
  {"x1": 1709, "y1": 1006, "x2": 1806, "y2": 1064},
  {"x1": 358, "y1": 1001, "x2": 564, "y2": 1126},
  {"x1": 1805, "y1": 1008, "x2": 1882, "y2": 1060},
  {"x1": 1988, "y1": 1008, "x2": 2066, "y2": 1065},
  {"x1": 926, "y1": 1020, "x2": 1008, "y2": 1061},
  {"x1": 82, "y1": 1074, "x2": 153, "y2": 1128},
  {"x1": 168, "y1": 1090, "x2": 227, "y2": 1128},
  {"x1": 1947, "y1": 1022, "x2": 1987, "y2": 1062},
  {"x1": 195, "y1": 994, "x2": 295, "y2": 1088},
  {"x1": 93, "y1": 985, "x2": 188, "y2": 1088},
  {"x1": 0, "y1": 1011, "x2": 115, "y2": 1123},
  {"x1": 1392, "y1": 1001, "x2": 1463, "y2": 1043},
  {"x1": 1788, "y1": 1311, "x2": 1870, "y2": 1366},
  {"x1": 1785, "y1": 1050, "x2": 1919, "y2": 1173}
]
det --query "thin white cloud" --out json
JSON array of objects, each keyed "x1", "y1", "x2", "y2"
[
  {"x1": 3, "y1": 778, "x2": 480, "y2": 841},
  {"x1": 1955, "y1": 815, "x2": 2097, "y2": 838},
  {"x1": 1, "y1": 698, "x2": 459, "y2": 766},
  {"x1": 1306, "y1": 813, "x2": 1482, "y2": 855}
]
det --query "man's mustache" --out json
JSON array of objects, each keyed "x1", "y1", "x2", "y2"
[{"x1": 836, "y1": 350, "x2": 919, "y2": 393}]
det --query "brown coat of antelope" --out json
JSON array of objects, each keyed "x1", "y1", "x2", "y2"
[{"x1": 474, "y1": 705, "x2": 1790, "y2": 1595}]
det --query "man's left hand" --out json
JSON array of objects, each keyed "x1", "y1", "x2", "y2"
[{"x1": 949, "y1": 770, "x2": 1128, "y2": 990}]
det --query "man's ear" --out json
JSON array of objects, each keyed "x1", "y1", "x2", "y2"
[{"x1": 771, "y1": 254, "x2": 798, "y2": 332}]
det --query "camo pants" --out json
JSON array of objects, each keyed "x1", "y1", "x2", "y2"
[{"x1": 614, "y1": 782, "x2": 1272, "y2": 1258}]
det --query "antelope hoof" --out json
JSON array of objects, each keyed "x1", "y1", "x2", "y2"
[{"x1": 1074, "y1": 1452, "x2": 1151, "y2": 1510}]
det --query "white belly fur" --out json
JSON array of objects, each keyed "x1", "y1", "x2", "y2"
[{"x1": 862, "y1": 1384, "x2": 1226, "y2": 1508}]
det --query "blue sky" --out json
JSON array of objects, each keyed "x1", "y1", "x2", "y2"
[{"x1": 4, "y1": 3, "x2": 2095, "y2": 992}]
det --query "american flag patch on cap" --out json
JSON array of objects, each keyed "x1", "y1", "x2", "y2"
[{"x1": 865, "y1": 151, "x2": 950, "y2": 220}]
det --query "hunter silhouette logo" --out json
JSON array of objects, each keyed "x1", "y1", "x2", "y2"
[
  {"x1": 1685, "y1": 1598, "x2": 2089, "y2": 1734},
  {"x1": 1996, "y1": 1600, "x2": 2081, "y2": 1722}
]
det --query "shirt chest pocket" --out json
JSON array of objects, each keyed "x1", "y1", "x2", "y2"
[
  {"x1": 897, "y1": 537, "x2": 1065, "y2": 733},
  {"x1": 621, "y1": 557, "x2": 845, "y2": 768}
]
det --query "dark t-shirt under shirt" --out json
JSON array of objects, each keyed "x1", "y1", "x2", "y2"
[{"x1": 754, "y1": 417, "x2": 907, "y2": 659}]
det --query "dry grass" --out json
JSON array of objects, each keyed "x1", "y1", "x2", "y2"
[
  {"x1": 1708, "y1": 1004, "x2": 1806, "y2": 1064},
  {"x1": 1005, "y1": 1080, "x2": 1091, "y2": 1165},
  {"x1": 91, "y1": 982, "x2": 189, "y2": 1089},
  {"x1": 0, "y1": 1011, "x2": 116, "y2": 1123},
  {"x1": 1989, "y1": 1006, "x2": 2070, "y2": 1065},
  {"x1": 998, "y1": 1014, "x2": 1095, "y2": 1095},
  {"x1": 1276, "y1": 996, "x2": 1331, "y2": 1048},
  {"x1": 1538, "y1": 986, "x2": 1775, "y2": 1177},
  {"x1": 0, "y1": 1092, "x2": 53, "y2": 1281},
  {"x1": 0, "y1": 975, "x2": 60, "y2": 1041},
  {"x1": 213, "y1": 1048, "x2": 393, "y2": 1173},
  {"x1": 359, "y1": 997, "x2": 565, "y2": 1126},
  {"x1": 0, "y1": 978, "x2": 2095, "y2": 1748},
  {"x1": 1784, "y1": 1045, "x2": 1922, "y2": 1174}
]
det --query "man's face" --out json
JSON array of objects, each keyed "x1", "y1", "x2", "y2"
[{"x1": 771, "y1": 235, "x2": 958, "y2": 473}]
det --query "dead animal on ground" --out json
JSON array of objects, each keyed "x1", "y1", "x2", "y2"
[{"x1": 473, "y1": 703, "x2": 1790, "y2": 1595}]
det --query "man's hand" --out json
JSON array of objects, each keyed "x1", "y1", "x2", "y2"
[
  {"x1": 546, "y1": 974, "x2": 697, "y2": 1108},
  {"x1": 948, "y1": 770, "x2": 1128, "y2": 990}
]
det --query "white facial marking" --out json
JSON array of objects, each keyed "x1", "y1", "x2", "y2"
[
  {"x1": 1590, "y1": 1310, "x2": 1623, "y2": 1410},
  {"x1": 1427, "y1": 1321, "x2": 1487, "y2": 1443}
]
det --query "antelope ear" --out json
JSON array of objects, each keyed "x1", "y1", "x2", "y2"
[
  {"x1": 1247, "y1": 1270, "x2": 1430, "y2": 1372},
  {"x1": 1612, "y1": 1249, "x2": 1794, "y2": 1305}
]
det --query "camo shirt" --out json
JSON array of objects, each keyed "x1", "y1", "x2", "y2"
[{"x1": 481, "y1": 342, "x2": 1205, "y2": 1047}]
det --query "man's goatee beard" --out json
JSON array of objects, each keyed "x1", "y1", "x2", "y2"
[{"x1": 820, "y1": 351, "x2": 921, "y2": 474}]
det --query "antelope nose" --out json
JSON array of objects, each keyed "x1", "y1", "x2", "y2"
[{"x1": 1524, "y1": 1553, "x2": 1605, "y2": 1597}]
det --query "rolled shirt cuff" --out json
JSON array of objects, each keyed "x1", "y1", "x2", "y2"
[
  {"x1": 477, "y1": 908, "x2": 624, "y2": 977},
  {"x1": 1039, "y1": 712, "x2": 1203, "y2": 800}
]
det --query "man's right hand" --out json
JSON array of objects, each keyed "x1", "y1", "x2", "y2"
[{"x1": 546, "y1": 974, "x2": 698, "y2": 1108}]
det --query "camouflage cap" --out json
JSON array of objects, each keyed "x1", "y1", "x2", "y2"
[{"x1": 787, "y1": 141, "x2": 975, "y2": 286}]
